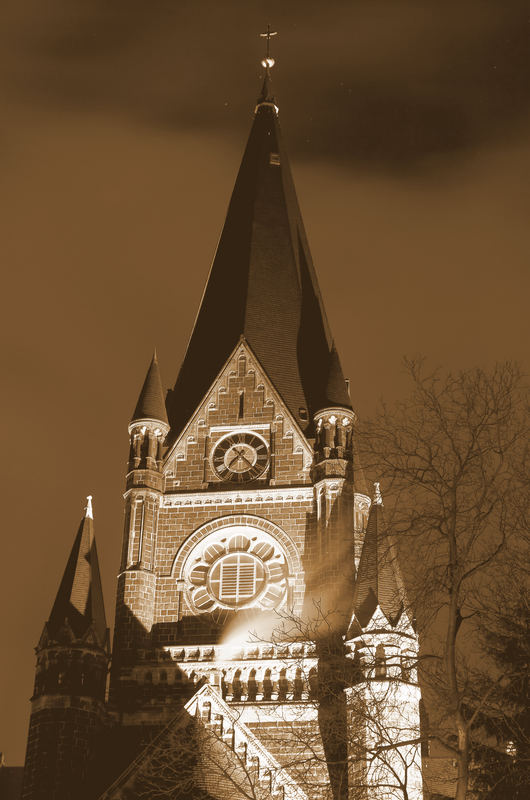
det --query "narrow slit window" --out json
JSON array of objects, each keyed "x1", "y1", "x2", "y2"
[{"x1": 238, "y1": 391, "x2": 244, "y2": 419}]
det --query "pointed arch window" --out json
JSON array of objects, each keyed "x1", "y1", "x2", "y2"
[{"x1": 374, "y1": 644, "x2": 387, "y2": 679}]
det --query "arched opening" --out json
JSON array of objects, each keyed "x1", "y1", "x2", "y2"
[
  {"x1": 278, "y1": 668, "x2": 288, "y2": 701},
  {"x1": 247, "y1": 669, "x2": 258, "y2": 701},
  {"x1": 232, "y1": 669, "x2": 242, "y2": 701},
  {"x1": 308, "y1": 668, "x2": 319, "y2": 700},
  {"x1": 293, "y1": 668, "x2": 303, "y2": 701}
]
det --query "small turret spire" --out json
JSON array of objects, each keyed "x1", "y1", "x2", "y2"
[
  {"x1": 131, "y1": 350, "x2": 169, "y2": 425},
  {"x1": 353, "y1": 490, "x2": 403, "y2": 628}
]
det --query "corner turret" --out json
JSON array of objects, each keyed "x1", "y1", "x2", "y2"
[
  {"x1": 112, "y1": 354, "x2": 169, "y2": 703},
  {"x1": 345, "y1": 484, "x2": 424, "y2": 800}
]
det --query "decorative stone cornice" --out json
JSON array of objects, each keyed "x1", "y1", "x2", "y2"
[
  {"x1": 162, "y1": 641, "x2": 316, "y2": 663},
  {"x1": 161, "y1": 485, "x2": 314, "y2": 508}
]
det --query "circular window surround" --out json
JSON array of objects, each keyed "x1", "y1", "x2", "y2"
[{"x1": 173, "y1": 516, "x2": 302, "y2": 614}]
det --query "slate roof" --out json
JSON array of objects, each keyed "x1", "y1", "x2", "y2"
[
  {"x1": 166, "y1": 77, "x2": 351, "y2": 440},
  {"x1": 131, "y1": 350, "x2": 168, "y2": 425},
  {"x1": 353, "y1": 489, "x2": 404, "y2": 628},
  {"x1": 47, "y1": 500, "x2": 108, "y2": 647}
]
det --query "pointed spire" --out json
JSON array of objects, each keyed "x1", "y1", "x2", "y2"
[
  {"x1": 353, "y1": 483, "x2": 403, "y2": 628},
  {"x1": 166, "y1": 72, "x2": 351, "y2": 437},
  {"x1": 47, "y1": 498, "x2": 108, "y2": 647},
  {"x1": 132, "y1": 350, "x2": 169, "y2": 425},
  {"x1": 324, "y1": 342, "x2": 351, "y2": 407}
]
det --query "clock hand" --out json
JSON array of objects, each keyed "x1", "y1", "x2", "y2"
[
  {"x1": 228, "y1": 449, "x2": 245, "y2": 468},
  {"x1": 239, "y1": 452, "x2": 255, "y2": 467}
]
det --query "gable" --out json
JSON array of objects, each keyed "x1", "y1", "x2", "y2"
[{"x1": 163, "y1": 339, "x2": 314, "y2": 492}]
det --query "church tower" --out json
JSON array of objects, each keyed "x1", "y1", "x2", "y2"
[
  {"x1": 18, "y1": 49, "x2": 427, "y2": 800},
  {"x1": 109, "y1": 60, "x2": 371, "y2": 798},
  {"x1": 22, "y1": 498, "x2": 109, "y2": 800}
]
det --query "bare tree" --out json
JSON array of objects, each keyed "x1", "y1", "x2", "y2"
[{"x1": 356, "y1": 360, "x2": 529, "y2": 800}]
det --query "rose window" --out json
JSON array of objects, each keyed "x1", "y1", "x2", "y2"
[{"x1": 184, "y1": 527, "x2": 288, "y2": 612}]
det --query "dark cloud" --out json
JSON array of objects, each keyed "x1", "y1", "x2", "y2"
[{"x1": 3, "y1": 1, "x2": 529, "y2": 169}]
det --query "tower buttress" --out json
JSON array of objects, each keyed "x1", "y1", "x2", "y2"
[
  {"x1": 310, "y1": 343, "x2": 356, "y2": 635},
  {"x1": 22, "y1": 498, "x2": 109, "y2": 800}
]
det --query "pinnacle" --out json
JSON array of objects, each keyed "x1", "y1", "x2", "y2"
[{"x1": 353, "y1": 494, "x2": 403, "y2": 628}]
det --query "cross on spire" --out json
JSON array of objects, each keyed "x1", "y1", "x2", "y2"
[{"x1": 260, "y1": 25, "x2": 277, "y2": 69}]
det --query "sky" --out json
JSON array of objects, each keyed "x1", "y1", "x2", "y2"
[{"x1": 1, "y1": 0, "x2": 529, "y2": 764}]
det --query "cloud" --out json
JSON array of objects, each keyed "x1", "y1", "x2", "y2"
[{"x1": 2, "y1": 0, "x2": 529, "y2": 170}]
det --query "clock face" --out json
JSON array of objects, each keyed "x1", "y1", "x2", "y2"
[{"x1": 212, "y1": 432, "x2": 269, "y2": 483}]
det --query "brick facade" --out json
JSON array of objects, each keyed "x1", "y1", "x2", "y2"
[{"x1": 110, "y1": 343, "x2": 363, "y2": 706}]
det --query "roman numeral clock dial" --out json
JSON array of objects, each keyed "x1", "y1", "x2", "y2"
[{"x1": 212, "y1": 432, "x2": 269, "y2": 483}]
